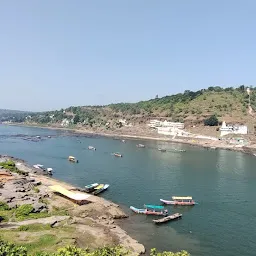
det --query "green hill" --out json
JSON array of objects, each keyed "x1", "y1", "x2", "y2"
[{"x1": 6, "y1": 85, "x2": 256, "y2": 131}]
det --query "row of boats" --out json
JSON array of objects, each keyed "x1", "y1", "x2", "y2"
[
  {"x1": 84, "y1": 183, "x2": 109, "y2": 195},
  {"x1": 130, "y1": 196, "x2": 196, "y2": 224}
]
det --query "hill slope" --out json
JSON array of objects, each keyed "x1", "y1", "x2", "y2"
[{"x1": 4, "y1": 86, "x2": 256, "y2": 133}]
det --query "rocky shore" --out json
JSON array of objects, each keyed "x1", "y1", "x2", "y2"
[{"x1": 0, "y1": 155, "x2": 145, "y2": 255}]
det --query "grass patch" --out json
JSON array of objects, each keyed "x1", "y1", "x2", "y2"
[
  {"x1": 0, "y1": 226, "x2": 76, "y2": 255},
  {"x1": 18, "y1": 223, "x2": 52, "y2": 232},
  {"x1": 23, "y1": 234, "x2": 57, "y2": 254},
  {"x1": 0, "y1": 160, "x2": 27, "y2": 175}
]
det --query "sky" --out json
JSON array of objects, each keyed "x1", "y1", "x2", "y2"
[{"x1": 0, "y1": 1, "x2": 256, "y2": 111}]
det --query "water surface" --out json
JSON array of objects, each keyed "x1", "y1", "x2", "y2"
[{"x1": 0, "y1": 124, "x2": 256, "y2": 256}]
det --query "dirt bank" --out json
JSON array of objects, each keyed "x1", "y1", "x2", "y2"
[{"x1": 0, "y1": 156, "x2": 145, "y2": 255}]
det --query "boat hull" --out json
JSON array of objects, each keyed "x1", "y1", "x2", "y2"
[
  {"x1": 93, "y1": 184, "x2": 109, "y2": 195},
  {"x1": 153, "y1": 213, "x2": 182, "y2": 224},
  {"x1": 160, "y1": 199, "x2": 195, "y2": 206},
  {"x1": 130, "y1": 206, "x2": 168, "y2": 216}
]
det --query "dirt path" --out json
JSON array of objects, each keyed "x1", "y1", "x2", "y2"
[{"x1": 0, "y1": 216, "x2": 70, "y2": 229}]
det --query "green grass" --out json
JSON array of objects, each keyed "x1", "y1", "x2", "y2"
[{"x1": 18, "y1": 224, "x2": 52, "y2": 232}]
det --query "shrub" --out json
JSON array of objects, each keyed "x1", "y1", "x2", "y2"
[
  {"x1": 15, "y1": 204, "x2": 33, "y2": 218},
  {"x1": 0, "y1": 202, "x2": 9, "y2": 211},
  {"x1": 0, "y1": 240, "x2": 27, "y2": 256},
  {"x1": 204, "y1": 115, "x2": 219, "y2": 126}
]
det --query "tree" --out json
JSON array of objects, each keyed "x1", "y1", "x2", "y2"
[
  {"x1": 73, "y1": 114, "x2": 80, "y2": 124},
  {"x1": 204, "y1": 115, "x2": 219, "y2": 126}
]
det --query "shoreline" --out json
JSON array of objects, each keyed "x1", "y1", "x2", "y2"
[
  {"x1": 5, "y1": 123, "x2": 256, "y2": 156},
  {"x1": 0, "y1": 155, "x2": 145, "y2": 255}
]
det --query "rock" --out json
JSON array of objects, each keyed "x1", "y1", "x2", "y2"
[
  {"x1": 15, "y1": 188, "x2": 25, "y2": 192},
  {"x1": 3, "y1": 196, "x2": 15, "y2": 203},
  {"x1": 8, "y1": 202, "x2": 17, "y2": 209},
  {"x1": 32, "y1": 203, "x2": 47, "y2": 213}
]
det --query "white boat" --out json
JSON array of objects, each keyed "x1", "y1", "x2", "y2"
[
  {"x1": 88, "y1": 146, "x2": 96, "y2": 150},
  {"x1": 33, "y1": 164, "x2": 44, "y2": 169}
]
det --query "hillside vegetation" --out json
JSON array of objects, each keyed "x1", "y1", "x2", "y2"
[{"x1": 2, "y1": 86, "x2": 256, "y2": 130}]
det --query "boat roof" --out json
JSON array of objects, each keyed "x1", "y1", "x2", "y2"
[
  {"x1": 172, "y1": 196, "x2": 193, "y2": 200},
  {"x1": 69, "y1": 156, "x2": 75, "y2": 159},
  {"x1": 49, "y1": 185, "x2": 91, "y2": 202},
  {"x1": 144, "y1": 204, "x2": 164, "y2": 210}
]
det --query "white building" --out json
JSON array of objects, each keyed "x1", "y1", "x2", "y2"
[
  {"x1": 148, "y1": 120, "x2": 161, "y2": 128},
  {"x1": 148, "y1": 119, "x2": 184, "y2": 129},
  {"x1": 220, "y1": 121, "x2": 248, "y2": 137}
]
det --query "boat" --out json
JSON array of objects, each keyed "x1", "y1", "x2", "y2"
[
  {"x1": 33, "y1": 164, "x2": 44, "y2": 170},
  {"x1": 121, "y1": 140, "x2": 126, "y2": 143},
  {"x1": 46, "y1": 168, "x2": 53, "y2": 175},
  {"x1": 113, "y1": 153, "x2": 122, "y2": 157},
  {"x1": 88, "y1": 146, "x2": 96, "y2": 150},
  {"x1": 84, "y1": 183, "x2": 99, "y2": 192},
  {"x1": 174, "y1": 149, "x2": 186, "y2": 152},
  {"x1": 68, "y1": 156, "x2": 78, "y2": 163},
  {"x1": 153, "y1": 213, "x2": 182, "y2": 224},
  {"x1": 136, "y1": 144, "x2": 145, "y2": 148},
  {"x1": 160, "y1": 196, "x2": 196, "y2": 206},
  {"x1": 158, "y1": 148, "x2": 166, "y2": 152},
  {"x1": 130, "y1": 205, "x2": 168, "y2": 216},
  {"x1": 253, "y1": 154, "x2": 256, "y2": 157},
  {"x1": 93, "y1": 184, "x2": 109, "y2": 195}
]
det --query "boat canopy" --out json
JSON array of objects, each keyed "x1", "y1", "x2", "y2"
[
  {"x1": 144, "y1": 204, "x2": 164, "y2": 210},
  {"x1": 49, "y1": 185, "x2": 91, "y2": 203},
  {"x1": 172, "y1": 196, "x2": 193, "y2": 200},
  {"x1": 69, "y1": 156, "x2": 75, "y2": 159}
]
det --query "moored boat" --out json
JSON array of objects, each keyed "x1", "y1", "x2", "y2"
[
  {"x1": 84, "y1": 183, "x2": 99, "y2": 192},
  {"x1": 93, "y1": 184, "x2": 109, "y2": 195},
  {"x1": 68, "y1": 156, "x2": 78, "y2": 163},
  {"x1": 136, "y1": 144, "x2": 145, "y2": 148},
  {"x1": 88, "y1": 146, "x2": 96, "y2": 150},
  {"x1": 130, "y1": 205, "x2": 168, "y2": 216},
  {"x1": 160, "y1": 196, "x2": 196, "y2": 206},
  {"x1": 158, "y1": 148, "x2": 166, "y2": 152},
  {"x1": 153, "y1": 213, "x2": 182, "y2": 224}
]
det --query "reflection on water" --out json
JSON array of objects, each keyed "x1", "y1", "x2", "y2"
[{"x1": 1, "y1": 125, "x2": 256, "y2": 256}]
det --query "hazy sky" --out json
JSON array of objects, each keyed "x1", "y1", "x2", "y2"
[{"x1": 1, "y1": 1, "x2": 256, "y2": 111}]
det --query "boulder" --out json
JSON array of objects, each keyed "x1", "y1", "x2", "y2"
[{"x1": 32, "y1": 202, "x2": 47, "y2": 213}]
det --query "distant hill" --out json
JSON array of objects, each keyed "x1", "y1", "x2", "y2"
[
  {"x1": 4, "y1": 85, "x2": 256, "y2": 131},
  {"x1": 0, "y1": 109, "x2": 33, "y2": 122}
]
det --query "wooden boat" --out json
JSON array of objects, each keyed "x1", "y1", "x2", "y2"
[
  {"x1": 174, "y1": 149, "x2": 186, "y2": 152},
  {"x1": 93, "y1": 184, "x2": 109, "y2": 195},
  {"x1": 160, "y1": 196, "x2": 196, "y2": 206},
  {"x1": 113, "y1": 153, "x2": 122, "y2": 157},
  {"x1": 68, "y1": 156, "x2": 78, "y2": 163},
  {"x1": 153, "y1": 213, "x2": 182, "y2": 224},
  {"x1": 158, "y1": 148, "x2": 166, "y2": 152},
  {"x1": 136, "y1": 144, "x2": 145, "y2": 148},
  {"x1": 84, "y1": 183, "x2": 99, "y2": 192},
  {"x1": 88, "y1": 146, "x2": 96, "y2": 150},
  {"x1": 130, "y1": 205, "x2": 168, "y2": 216}
]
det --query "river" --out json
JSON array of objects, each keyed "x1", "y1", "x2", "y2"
[{"x1": 0, "y1": 124, "x2": 256, "y2": 256}]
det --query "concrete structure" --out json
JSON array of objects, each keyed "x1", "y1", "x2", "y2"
[
  {"x1": 220, "y1": 121, "x2": 248, "y2": 137},
  {"x1": 148, "y1": 119, "x2": 184, "y2": 129}
]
